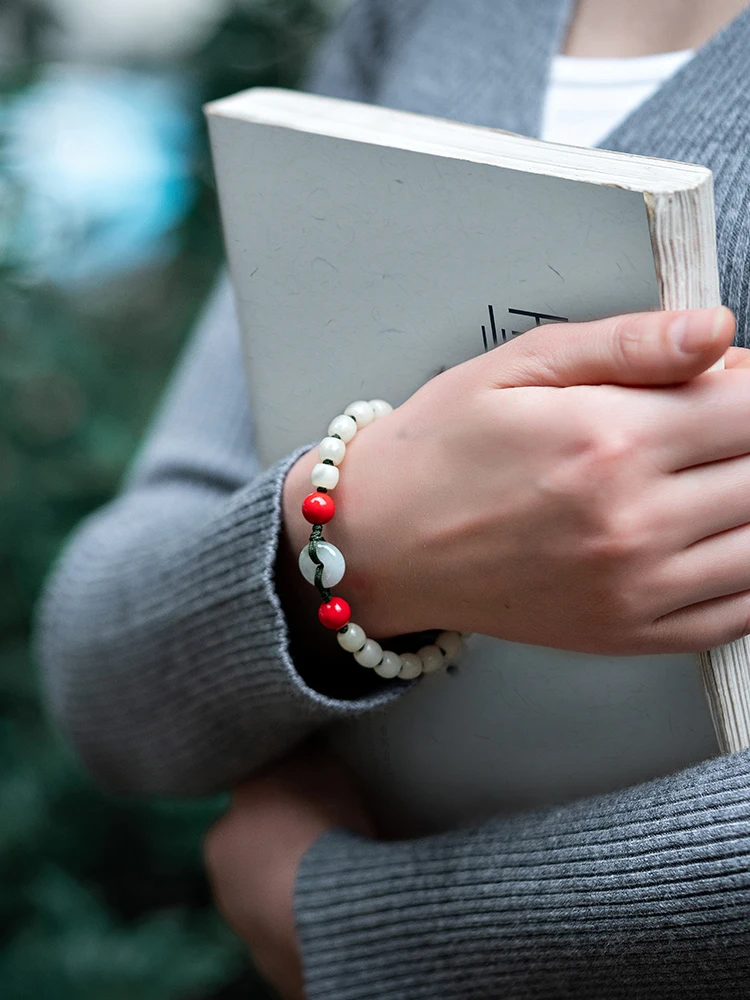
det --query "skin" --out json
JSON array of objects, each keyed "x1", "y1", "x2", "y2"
[
  {"x1": 205, "y1": 743, "x2": 374, "y2": 1000},
  {"x1": 206, "y1": 4, "x2": 750, "y2": 998},
  {"x1": 563, "y1": 0, "x2": 750, "y2": 56},
  {"x1": 209, "y1": 316, "x2": 750, "y2": 998},
  {"x1": 281, "y1": 309, "x2": 750, "y2": 656}
]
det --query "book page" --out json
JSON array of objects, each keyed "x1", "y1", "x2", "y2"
[{"x1": 211, "y1": 119, "x2": 665, "y2": 466}]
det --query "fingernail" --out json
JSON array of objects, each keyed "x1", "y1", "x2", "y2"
[{"x1": 669, "y1": 308, "x2": 725, "y2": 353}]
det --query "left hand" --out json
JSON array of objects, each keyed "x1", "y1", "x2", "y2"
[{"x1": 204, "y1": 742, "x2": 374, "y2": 1000}]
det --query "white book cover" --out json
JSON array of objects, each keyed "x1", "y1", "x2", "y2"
[{"x1": 206, "y1": 87, "x2": 750, "y2": 834}]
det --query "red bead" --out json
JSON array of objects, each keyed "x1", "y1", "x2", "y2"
[
  {"x1": 302, "y1": 491, "x2": 336, "y2": 524},
  {"x1": 319, "y1": 597, "x2": 351, "y2": 630}
]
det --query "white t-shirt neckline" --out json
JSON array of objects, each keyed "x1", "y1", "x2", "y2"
[
  {"x1": 541, "y1": 48, "x2": 695, "y2": 148},
  {"x1": 552, "y1": 48, "x2": 694, "y2": 85}
]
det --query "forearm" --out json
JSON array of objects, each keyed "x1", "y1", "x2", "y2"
[
  {"x1": 37, "y1": 450, "x2": 401, "y2": 795},
  {"x1": 36, "y1": 279, "x2": 404, "y2": 796},
  {"x1": 295, "y1": 747, "x2": 750, "y2": 999},
  {"x1": 36, "y1": 0, "x2": 397, "y2": 796}
]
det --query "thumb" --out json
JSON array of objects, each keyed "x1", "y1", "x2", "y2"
[{"x1": 483, "y1": 306, "x2": 734, "y2": 389}]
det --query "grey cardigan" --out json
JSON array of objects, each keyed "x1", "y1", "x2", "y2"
[{"x1": 37, "y1": 1, "x2": 750, "y2": 996}]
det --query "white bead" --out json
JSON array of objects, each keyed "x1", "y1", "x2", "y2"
[
  {"x1": 435, "y1": 630, "x2": 464, "y2": 662},
  {"x1": 344, "y1": 400, "x2": 375, "y2": 428},
  {"x1": 398, "y1": 653, "x2": 423, "y2": 680},
  {"x1": 369, "y1": 399, "x2": 393, "y2": 419},
  {"x1": 337, "y1": 622, "x2": 366, "y2": 653},
  {"x1": 327, "y1": 414, "x2": 357, "y2": 443},
  {"x1": 354, "y1": 639, "x2": 383, "y2": 668},
  {"x1": 311, "y1": 462, "x2": 340, "y2": 490},
  {"x1": 418, "y1": 644, "x2": 445, "y2": 674},
  {"x1": 298, "y1": 541, "x2": 346, "y2": 588},
  {"x1": 375, "y1": 651, "x2": 402, "y2": 679},
  {"x1": 318, "y1": 436, "x2": 346, "y2": 465}
]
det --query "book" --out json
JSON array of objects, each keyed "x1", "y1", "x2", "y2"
[{"x1": 206, "y1": 86, "x2": 750, "y2": 835}]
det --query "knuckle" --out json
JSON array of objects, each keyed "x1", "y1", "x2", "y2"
[
  {"x1": 539, "y1": 422, "x2": 636, "y2": 501},
  {"x1": 544, "y1": 432, "x2": 644, "y2": 546},
  {"x1": 582, "y1": 513, "x2": 656, "y2": 628},
  {"x1": 585, "y1": 512, "x2": 649, "y2": 572},
  {"x1": 550, "y1": 559, "x2": 663, "y2": 654},
  {"x1": 580, "y1": 424, "x2": 640, "y2": 473},
  {"x1": 608, "y1": 314, "x2": 652, "y2": 369},
  {"x1": 558, "y1": 395, "x2": 642, "y2": 474},
  {"x1": 600, "y1": 581, "x2": 646, "y2": 631}
]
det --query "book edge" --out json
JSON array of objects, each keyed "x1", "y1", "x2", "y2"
[{"x1": 205, "y1": 86, "x2": 712, "y2": 196}]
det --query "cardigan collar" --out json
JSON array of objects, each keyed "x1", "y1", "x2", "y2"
[
  {"x1": 379, "y1": 0, "x2": 574, "y2": 135},
  {"x1": 379, "y1": 0, "x2": 750, "y2": 342},
  {"x1": 602, "y1": 7, "x2": 750, "y2": 269},
  {"x1": 382, "y1": 0, "x2": 750, "y2": 152}
]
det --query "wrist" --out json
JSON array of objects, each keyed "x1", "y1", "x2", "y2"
[
  {"x1": 281, "y1": 405, "x2": 470, "y2": 683},
  {"x1": 281, "y1": 439, "x2": 421, "y2": 641}
]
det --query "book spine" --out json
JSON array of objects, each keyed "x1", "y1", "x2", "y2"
[{"x1": 650, "y1": 178, "x2": 750, "y2": 753}]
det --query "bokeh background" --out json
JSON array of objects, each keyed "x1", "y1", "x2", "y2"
[{"x1": 0, "y1": 1, "x2": 340, "y2": 996}]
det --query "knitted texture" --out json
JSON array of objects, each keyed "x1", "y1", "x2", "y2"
[
  {"x1": 36, "y1": 0, "x2": 750, "y2": 995},
  {"x1": 296, "y1": 747, "x2": 750, "y2": 998},
  {"x1": 36, "y1": 281, "x2": 399, "y2": 795}
]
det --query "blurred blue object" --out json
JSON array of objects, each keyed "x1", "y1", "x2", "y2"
[{"x1": 4, "y1": 65, "x2": 197, "y2": 285}]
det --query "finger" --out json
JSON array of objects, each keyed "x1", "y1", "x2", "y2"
[
  {"x1": 646, "y1": 369, "x2": 750, "y2": 471},
  {"x1": 656, "y1": 521, "x2": 750, "y2": 618},
  {"x1": 724, "y1": 346, "x2": 750, "y2": 370},
  {"x1": 662, "y1": 452, "x2": 750, "y2": 544},
  {"x1": 650, "y1": 588, "x2": 750, "y2": 653},
  {"x1": 479, "y1": 306, "x2": 734, "y2": 390}
]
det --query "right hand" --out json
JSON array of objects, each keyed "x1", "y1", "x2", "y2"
[{"x1": 283, "y1": 305, "x2": 750, "y2": 655}]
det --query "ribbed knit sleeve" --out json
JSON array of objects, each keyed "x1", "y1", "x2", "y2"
[
  {"x1": 36, "y1": 280, "x2": 401, "y2": 794},
  {"x1": 296, "y1": 747, "x2": 750, "y2": 999},
  {"x1": 35, "y1": 1, "x2": 407, "y2": 795}
]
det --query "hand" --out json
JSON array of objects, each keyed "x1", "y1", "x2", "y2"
[
  {"x1": 725, "y1": 345, "x2": 750, "y2": 370},
  {"x1": 204, "y1": 743, "x2": 374, "y2": 1000},
  {"x1": 283, "y1": 306, "x2": 750, "y2": 655}
]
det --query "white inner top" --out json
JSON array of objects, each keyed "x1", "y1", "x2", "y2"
[{"x1": 541, "y1": 49, "x2": 695, "y2": 148}]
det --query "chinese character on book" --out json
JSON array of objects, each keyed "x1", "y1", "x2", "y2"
[{"x1": 481, "y1": 305, "x2": 569, "y2": 351}]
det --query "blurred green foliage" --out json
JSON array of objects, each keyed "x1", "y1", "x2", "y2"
[{"x1": 0, "y1": 2, "x2": 329, "y2": 997}]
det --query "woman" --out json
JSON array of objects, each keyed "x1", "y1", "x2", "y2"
[{"x1": 38, "y1": 0, "x2": 750, "y2": 996}]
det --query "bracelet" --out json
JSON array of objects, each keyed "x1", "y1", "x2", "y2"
[{"x1": 298, "y1": 398, "x2": 467, "y2": 681}]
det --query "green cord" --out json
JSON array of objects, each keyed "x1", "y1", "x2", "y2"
[
  {"x1": 307, "y1": 524, "x2": 331, "y2": 603},
  {"x1": 306, "y1": 431, "x2": 346, "y2": 605}
]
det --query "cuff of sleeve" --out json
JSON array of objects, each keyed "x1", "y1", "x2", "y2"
[
  {"x1": 294, "y1": 827, "x2": 455, "y2": 1000},
  {"x1": 128, "y1": 446, "x2": 408, "y2": 793},
  {"x1": 246, "y1": 445, "x2": 407, "y2": 724},
  {"x1": 256, "y1": 443, "x2": 405, "y2": 713},
  {"x1": 294, "y1": 751, "x2": 750, "y2": 999}
]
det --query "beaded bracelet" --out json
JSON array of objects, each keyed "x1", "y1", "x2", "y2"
[{"x1": 298, "y1": 398, "x2": 467, "y2": 681}]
